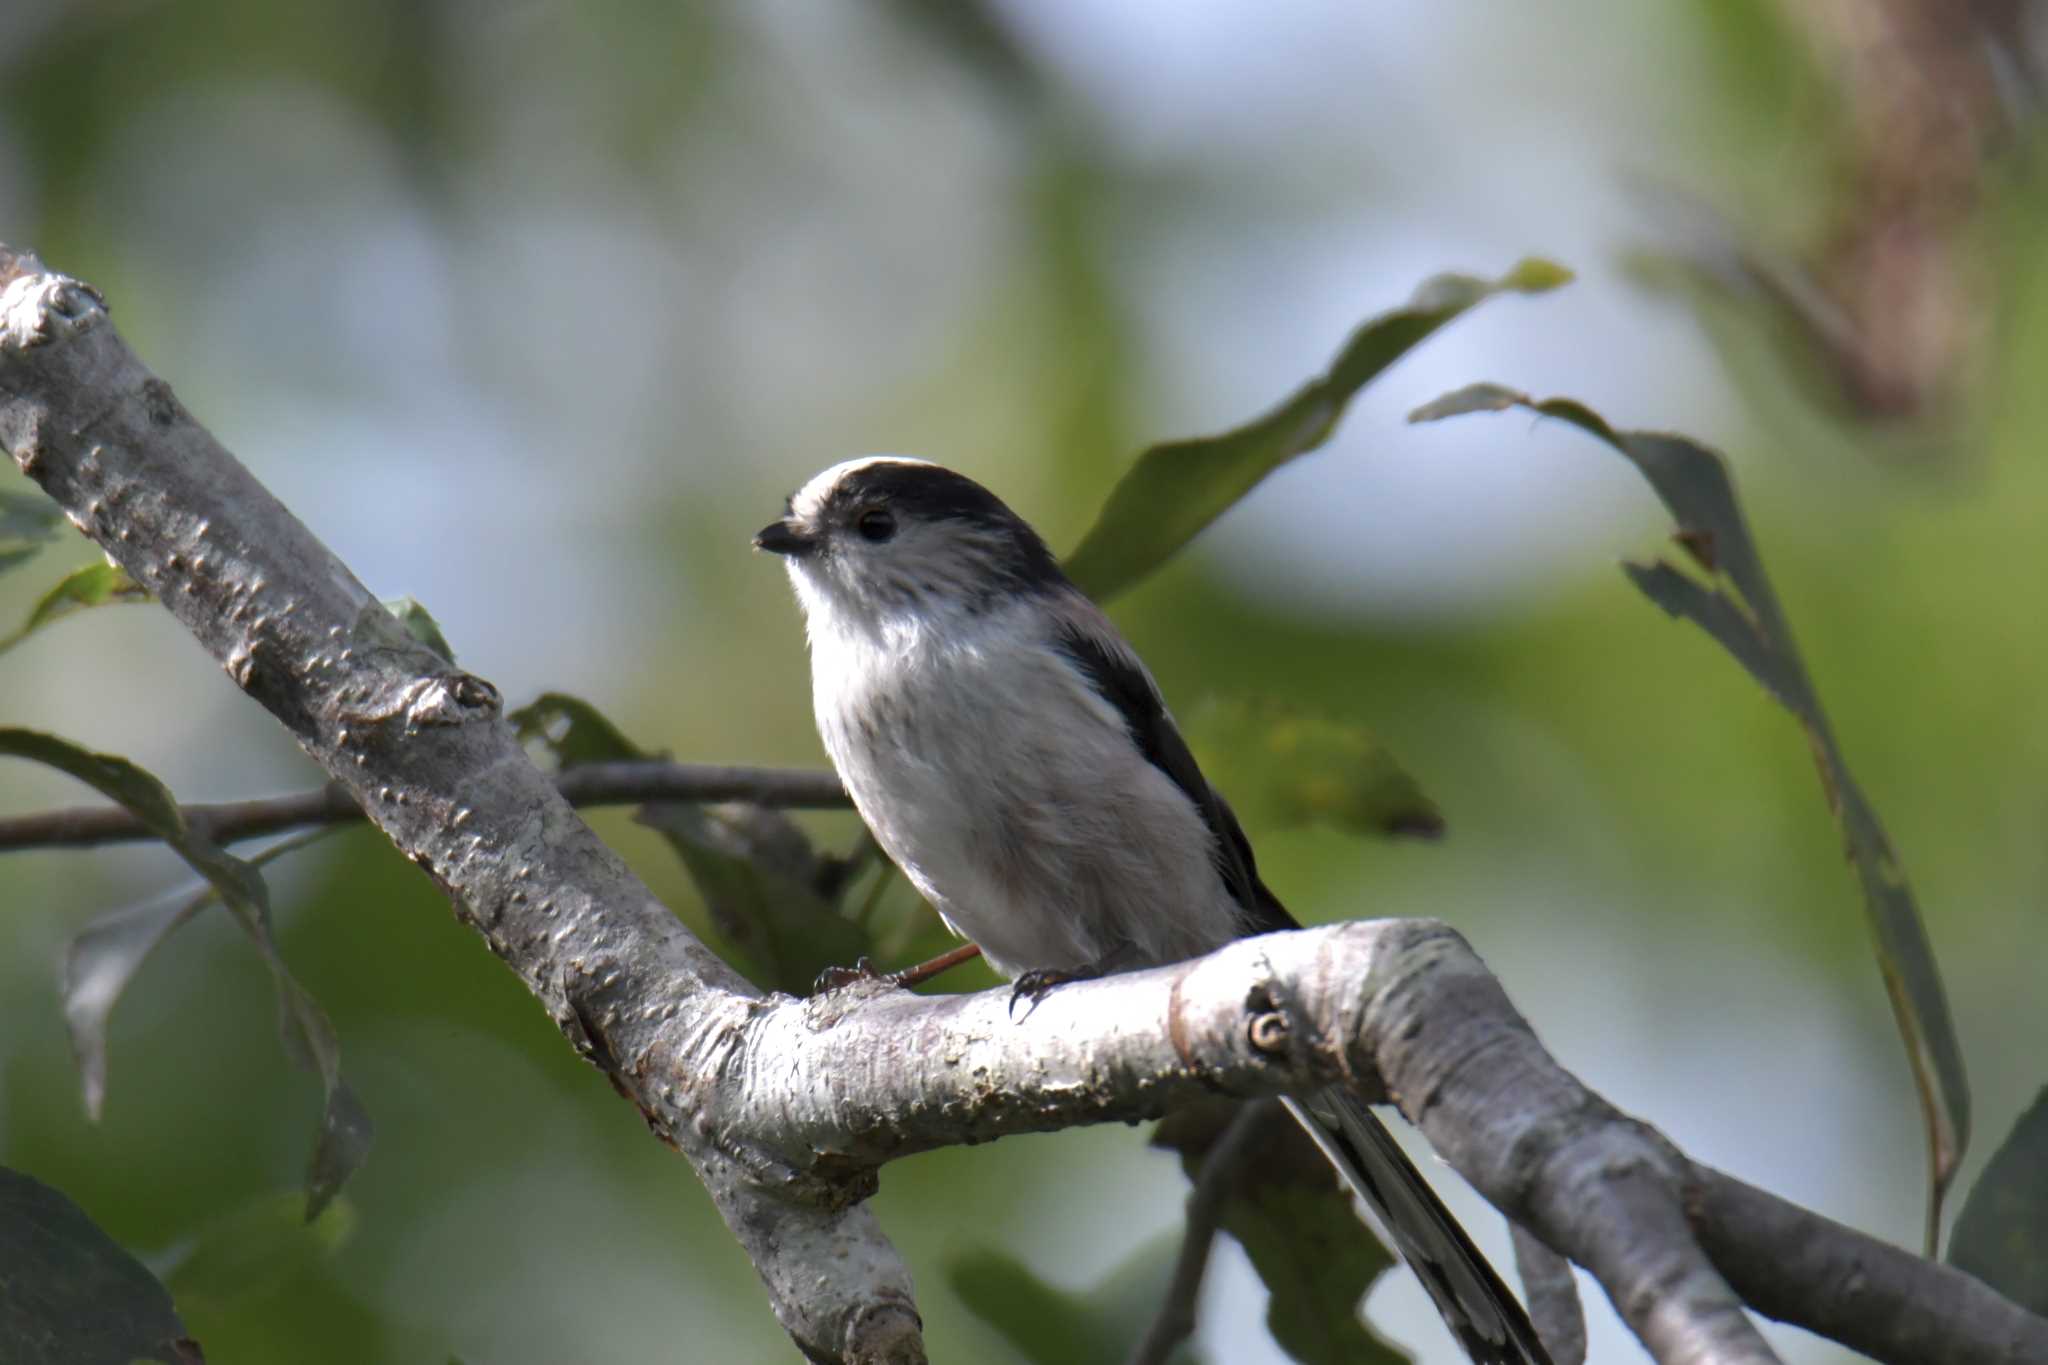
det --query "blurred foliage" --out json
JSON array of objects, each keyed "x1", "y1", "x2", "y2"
[
  {"x1": 1411, "y1": 384, "x2": 1970, "y2": 1246},
  {"x1": 64, "y1": 826, "x2": 337, "y2": 1125},
  {"x1": 949, "y1": 1235, "x2": 1199, "y2": 1365},
  {"x1": 0, "y1": 488, "x2": 66, "y2": 574},
  {"x1": 4, "y1": 2, "x2": 2047, "y2": 1364},
  {"x1": 1153, "y1": 1099, "x2": 1404, "y2": 1365},
  {"x1": 514, "y1": 691, "x2": 874, "y2": 992},
  {"x1": 1186, "y1": 699, "x2": 1443, "y2": 840},
  {"x1": 0, "y1": 1165, "x2": 197, "y2": 1364},
  {"x1": 509, "y1": 691, "x2": 650, "y2": 769},
  {"x1": 1950, "y1": 1087, "x2": 2048, "y2": 1315},
  {"x1": 0, "y1": 560, "x2": 147, "y2": 656},
  {"x1": 382, "y1": 594, "x2": 454, "y2": 662},
  {"x1": 1, "y1": 729, "x2": 372, "y2": 1221},
  {"x1": 1063, "y1": 259, "x2": 1571, "y2": 602},
  {"x1": 634, "y1": 799, "x2": 870, "y2": 994},
  {"x1": 164, "y1": 1191, "x2": 355, "y2": 1316}
]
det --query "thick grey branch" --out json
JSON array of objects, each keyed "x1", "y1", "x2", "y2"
[
  {"x1": 716, "y1": 925, "x2": 2047, "y2": 1365},
  {"x1": 0, "y1": 760, "x2": 849, "y2": 851},
  {"x1": 729, "y1": 924, "x2": 1787, "y2": 1362},
  {"x1": 1685, "y1": 1164, "x2": 2046, "y2": 1365},
  {"x1": 0, "y1": 247, "x2": 911, "y2": 1365},
  {"x1": 5, "y1": 246, "x2": 2043, "y2": 1365}
]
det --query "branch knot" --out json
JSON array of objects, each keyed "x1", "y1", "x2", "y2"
[{"x1": 0, "y1": 264, "x2": 106, "y2": 351}]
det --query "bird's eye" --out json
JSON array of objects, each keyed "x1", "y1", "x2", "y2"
[{"x1": 856, "y1": 508, "x2": 896, "y2": 543}]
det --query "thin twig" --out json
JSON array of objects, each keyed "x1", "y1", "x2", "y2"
[
  {"x1": 0, "y1": 759, "x2": 850, "y2": 852},
  {"x1": 1127, "y1": 1099, "x2": 1280, "y2": 1365},
  {"x1": 1511, "y1": 1224, "x2": 1586, "y2": 1365},
  {"x1": 894, "y1": 942, "x2": 983, "y2": 988}
]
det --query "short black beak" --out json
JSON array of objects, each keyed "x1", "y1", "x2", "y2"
[{"x1": 753, "y1": 519, "x2": 815, "y2": 557}]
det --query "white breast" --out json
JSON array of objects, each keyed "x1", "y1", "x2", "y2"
[{"x1": 803, "y1": 598, "x2": 1243, "y2": 978}]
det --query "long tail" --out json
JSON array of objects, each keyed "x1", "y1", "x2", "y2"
[{"x1": 1281, "y1": 1088, "x2": 1554, "y2": 1365}]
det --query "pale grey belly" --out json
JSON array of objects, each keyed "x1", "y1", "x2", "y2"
[{"x1": 820, "y1": 653, "x2": 1242, "y2": 977}]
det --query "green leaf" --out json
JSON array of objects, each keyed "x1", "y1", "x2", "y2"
[
  {"x1": 0, "y1": 488, "x2": 66, "y2": 579},
  {"x1": 1062, "y1": 259, "x2": 1573, "y2": 602},
  {"x1": 0, "y1": 729, "x2": 373, "y2": 1220},
  {"x1": 635, "y1": 801, "x2": 871, "y2": 995},
  {"x1": 64, "y1": 885, "x2": 214, "y2": 1122},
  {"x1": 1154, "y1": 1099, "x2": 1406, "y2": 1365},
  {"x1": 0, "y1": 1165, "x2": 200, "y2": 1365},
  {"x1": 948, "y1": 1236, "x2": 1200, "y2": 1365},
  {"x1": 64, "y1": 828, "x2": 337, "y2": 1124},
  {"x1": 164, "y1": 1191, "x2": 355, "y2": 1314},
  {"x1": 1949, "y1": 1086, "x2": 2048, "y2": 1313},
  {"x1": 1185, "y1": 698, "x2": 1443, "y2": 840},
  {"x1": 1411, "y1": 384, "x2": 1970, "y2": 1250},
  {"x1": 382, "y1": 594, "x2": 455, "y2": 662},
  {"x1": 0, "y1": 560, "x2": 148, "y2": 655},
  {"x1": 510, "y1": 691, "x2": 649, "y2": 767}
]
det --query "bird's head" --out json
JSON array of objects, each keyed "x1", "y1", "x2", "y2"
[{"x1": 755, "y1": 457, "x2": 1064, "y2": 630}]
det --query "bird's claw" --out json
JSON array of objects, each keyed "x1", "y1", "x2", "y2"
[
  {"x1": 1008, "y1": 967, "x2": 1078, "y2": 1020},
  {"x1": 812, "y1": 956, "x2": 901, "y2": 995}
]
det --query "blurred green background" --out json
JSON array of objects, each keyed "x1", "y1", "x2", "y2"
[{"x1": 3, "y1": 2, "x2": 2044, "y2": 1361}]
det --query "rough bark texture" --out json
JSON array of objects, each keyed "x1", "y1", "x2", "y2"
[
  {"x1": 0, "y1": 247, "x2": 915, "y2": 1364},
  {"x1": 5, "y1": 245, "x2": 2046, "y2": 1365}
]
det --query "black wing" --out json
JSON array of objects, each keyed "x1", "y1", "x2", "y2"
[
  {"x1": 1053, "y1": 619, "x2": 1295, "y2": 936},
  {"x1": 1057, "y1": 623, "x2": 1551, "y2": 1364}
]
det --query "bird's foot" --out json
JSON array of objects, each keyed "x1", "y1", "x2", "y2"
[
  {"x1": 813, "y1": 943, "x2": 986, "y2": 996},
  {"x1": 812, "y1": 957, "x2": 898, "y2": 995},
  {"x1": 1009, "y1": 964, "x2": 1101, "y2": 1020}
]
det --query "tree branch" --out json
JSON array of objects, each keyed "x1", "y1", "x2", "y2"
[
  {"x1": 1513, "y1": 1224, "x2": 1586, "y2": 1365},
  {"x1": 0, "y1": 248, "x2": 908, "y2": 1364},
  {"x1": 0, "y1": 759, "x2": 849, "y2": 851},
  {"x1": 5, "y1": 246, "x2": 2043, "y2": 1365},
  {"x1": 1685, "y1": 1164, "x2": 2045, "y2": 1365}
]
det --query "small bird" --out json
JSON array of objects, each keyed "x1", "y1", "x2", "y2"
[{"x1": 756, "y1": 456, "x2": 1550, "y2": 1364}]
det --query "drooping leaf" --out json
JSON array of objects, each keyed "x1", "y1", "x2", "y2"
[
  {"x1": 1154, "y1": 1098, "x2": 1406, "y2": 1365},
  {"x1": 948, "y1": 1235, "x2": 1199, "y2": 1365},
  {"x1": 510, "y1": 691, "x2": 648, "y2": 767},
  {"x1": 300, "y1": 1060, "x2": 374, "y2": 1223},
  {"x1": 0, "y1": 560, "x2": 147, "y2": 654},
  {"x1": 1186, "y1": 699, "x2": 1443, "y2": 840},
  {"x1": 0, "y1": 1165, "x2": 201, "y2": 1365},
  {"x1": 1062, "y1": 259, "x2": 1573, "y2": 602},
  {"x1": 63, "y1": 827, "x2": 337, "y2": 1123},
  {"x1": 382, "y1": 594, "x2": 455, "y2": 662},
  {"x1": 165, "y1": 1191, "x2": 355, "y2": 1314},
  {"x1": 1949, "y1": 1086, "x2": 2048, "y2": 1313},
  {"x1": 635, "y1": 801, "x2": 871, "y2": 995},
  {"x1": 0, "y1": 487, "x2": 65, "y2": 578},
  {"x1": 64, "y1": 884, "x2": 213, "y2": 1122},
  {"x1": 1410, "y1": 384, "x2": 1970, "y2": 1249},
  {"x1": 0, "y1": 729, "x2": 373, "y2": 1220}
]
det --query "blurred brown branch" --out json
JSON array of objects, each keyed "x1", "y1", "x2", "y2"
[
  {"x1": 1771, "y1": 0, "x2": 2022, "y2": 420},
  {"x1": 5, "y1": 246, "x2": 2044, "y2": 1365},
  {"x1": 0, "y1": 759, "x2": 848, "y2": 852}
]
